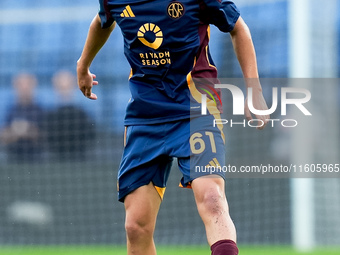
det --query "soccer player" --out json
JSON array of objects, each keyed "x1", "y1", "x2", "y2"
[{"x1": 77, "y1": 0, "x2": 269, "y2": 254}]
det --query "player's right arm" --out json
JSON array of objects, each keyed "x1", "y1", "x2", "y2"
[
  {"x1": 230, "y1": 17, "x2": 269, "y2": 129},
  {"x1": 77, "y1": 14, "x2": 115, "y2": 100}
]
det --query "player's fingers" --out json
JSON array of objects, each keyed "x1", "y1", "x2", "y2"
[
  {"x1": 245, "y1": 104, "x2": 252, "y2": 122},
  {"x1": 80, "y1": 86, "x2": 86, "y2": 95},
  {"x1": 78, "y1": 73, "x2": 97, "y2": 99},
  {"x1": 256, "y1": 115, "x2": 269, "y2": 130},
  {"x1": 81, "y1": 87, "x2": 92, "y2": 99},
  {"x1": 84, "y1": 87, "x2": 92, "y2": 98},
  {"x1": 90, "y1": 74, "x2": 98, "y2": 86},
  {"x1": 257, "y1": 121, "x2": 265, "y2": 130},
  {"x1": 88, "y1": 93, "x2": 98, "y2": 100}
]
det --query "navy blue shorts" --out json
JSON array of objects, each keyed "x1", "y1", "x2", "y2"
[{"x1": 117, "y1": 115, "x2": 226, "y2": 202}]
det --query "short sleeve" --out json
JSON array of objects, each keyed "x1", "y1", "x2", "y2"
[
  {"x1": 200, "y1": 0, "x2": 240, "y2": 33},
  {"x1": 98, "y1": 0, "x2": 115, "y2": 28}
]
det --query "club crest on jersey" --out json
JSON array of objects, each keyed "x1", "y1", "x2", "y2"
[
  {"x1": 137, "y1": 23, "x2": 163, "y2": 50},
  {"x1": 167, "y1": 2, "x2": 185, "y2": 19}
]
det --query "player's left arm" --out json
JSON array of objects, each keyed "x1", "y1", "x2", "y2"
[{"x1": 230, "y1": 17, "x2": 270, "y2": 129}]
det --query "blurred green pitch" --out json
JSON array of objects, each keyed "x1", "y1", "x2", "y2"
[{"x1": 0, "y1": 246, "x2": 339, "y2": 255}]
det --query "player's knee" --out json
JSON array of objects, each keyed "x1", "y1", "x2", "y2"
[
  {"x1": 125, "y1": 220, "x2": 154, "y2": 242},
  {"x1": 197, "y1": 187, "x2": 229, "y2": 217}
]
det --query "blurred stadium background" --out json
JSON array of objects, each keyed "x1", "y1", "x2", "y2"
[{"x1": 0, "y1": 0, "x2": 339, "y2": 254}]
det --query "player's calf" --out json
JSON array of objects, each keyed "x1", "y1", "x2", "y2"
[{"x1": 192, "y1": 176, "x2": 238, "y2": 253}]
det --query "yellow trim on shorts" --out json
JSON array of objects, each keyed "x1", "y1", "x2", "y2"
[
  {"x1": 154, "y1": 186, "x2": 166, "y2": 200},
  {"x1": 178, "y1": 181, "x2": 192, "y2": 189}
]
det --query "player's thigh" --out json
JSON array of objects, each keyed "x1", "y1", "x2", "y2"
[{"x1": 124, "y1": 182, "x2": 162, "y2": 229}]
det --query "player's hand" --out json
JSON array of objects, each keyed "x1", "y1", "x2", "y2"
[
  {"x1": 244, "y1": 88, "x2": 270, "y2": 130},
  {"x1": 77, "y1": 66, "x2": 98, "y2": 100}
]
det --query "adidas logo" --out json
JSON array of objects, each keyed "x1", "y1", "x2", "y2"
[
  {"x1": 120, "y1": 5, "x2": 135, "y2": 18},
  {"x1": 207, "y1": 158, "x2": 220, "y2": 168}
]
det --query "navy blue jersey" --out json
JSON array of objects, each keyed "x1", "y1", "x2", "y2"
[{"x1": 99, "y1": 0, "x2": 240, "y2": 125}]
